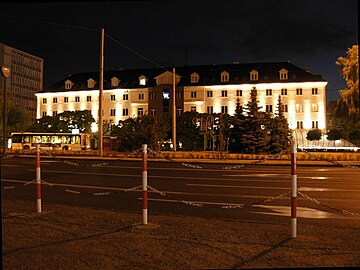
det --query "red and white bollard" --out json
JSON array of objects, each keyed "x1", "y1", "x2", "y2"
[
  {"x1": 291, "y1": 141, "x2": 297, "y2": 238},
  {"x1": 142, "y1": 144, "x2": 148, "y2": 225},
  {"x1": 36, "y1": 144, "x2": 42, "y2": 213}
]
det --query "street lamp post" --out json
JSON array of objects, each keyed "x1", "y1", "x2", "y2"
[{"x1": 1, "y1": 66, "x2": 10, "y2": 156}]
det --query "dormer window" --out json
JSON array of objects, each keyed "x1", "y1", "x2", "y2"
[
  {"x1": 220, "y1": 71, "x2": 229, "y2": 82},
  {"x1": 65, "y1": 79, "x2": 73, "y2": 90},
  {"x1": 111, "y1": 77, "x2": 120, "y2": 87},
  {"x1": 87, "y1": 78, "x2": 96, "y2": 88},
  {"x1": 279, "y1": 69, "x2": 288, "y2": 80},
  {"x1": 250, "y1": 70, "x2": 258, "y2": 81},
  {"x1": 191, "y1": 72, "x2": 199, "y2": 83},
  {"x1": 139, "y1": 75, "x2": 148, "y2": 86}
]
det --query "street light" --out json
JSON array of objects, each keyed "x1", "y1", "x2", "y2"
[{"x1": 1, "y1": 65, "x2": 10, "y2": 156}]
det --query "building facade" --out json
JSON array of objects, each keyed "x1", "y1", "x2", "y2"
[
  {"x1": 36, "y1": 62, "x2": 327, "y2": 132},
  {"x1": 0, "y1": 43, "x2": 44, "y2": 121}
]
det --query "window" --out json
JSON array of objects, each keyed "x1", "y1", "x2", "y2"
[
  {"x1": 296, "y1": 88, "x2": 303, "y2": 95},
  {"x1": 207, "y1": 91, "x2": 213, "y2": 97},
  {"x1": 123, "y1": 108, "x2": 129, "y2": 116},
  {"x1": 150, "y1": 109, "x2": 156, "y2": 116},
  {"x1": 190, "y1": 106, "x2": 196, "y2": 112},
  {"x1": 191, "y1": 72, "x2": 199, "y2": 83},
  {"x1": 281, "y1": 104, "x2": 288, "y2": 112},
  {"x1": 236, "y1": 90, "x2": 242, "y2": 96},
  {"x1": 87, "y1": 96, "x2": 92, "y2": 102},
  {"x1": 296, "y1": 104, "x2": 303, "y2": 112},
  {"x1": 150, "y1": 93, "x2": 156, "y2": 100},
  {"x1": 110, "y1": 108, "x2": 116, "y2": 116},
  {"x1": 297, "y1": 121, "x2": 303, "y2": 129},
  {"x1": 221, "y1": 106, "x2": 228, "y2": 114},
  {"x1": 65, "y1": 80, "x2": 72, "y2": 90},
  {"x1": 220, "y1": 71, "x2": 229, "y2": 82},
  {"x1": 176, "y1": 91, "x2": 182, "y2": 98},
  {"x1": 139, "y1": 75, "x2": 147, "y2": 85},
  {"x1": 311, "y1": 104, "x2": 319, "y2": 112},
  {"x1": 191, "y1": 91, "x2": 197, "y2": 98},
  {"x1": 221, "y1": 90, "x2": 227, "y2": 97},
  {"x1": 137, "y1": 108, "x2": 144, "y2": 116},
  {"x1": 64, "y1": 97, "x2": 68, "y2": 103},
  {"x1": 75, "y1": 96, "x2": 80, "y2": 102},
  {"x1": 111, "y1": 77, "x2": 120, "y2": 87},
  {"x1": 53, "y1": 97, "x2": 57, "y2": 103},
  {"x1": 42, "y1": 111, "x2": 47, "y2": 117},
  {"x1": 279, "y1": 69, "x2": 288, "y2": 80},
  {"x1": 207, "y1": 106, "x2": 213, "y2": 114},
  {"x1": 123, "y1": 94, "x2": 128, "y2": 100},
  {"x1": 111, "y1": 94, "x2": 116, "y2": 101},
  {"x1": 42, "y1": 98, "x2": 47, "y2": 104},
  {"x1": 281, "y1": 88, "x2": 287, "y2": 95},
  {"x1": 138, "y1": 93, "x2": 144, "y2": 100},
  {"x1": 312, "y1": 121, "x2": 319, "y2": 129},
  {"x1": 176, "y1": 107, "x2": 183, "y2": 115},
  {"x1": 312, "y1": 88, "x2": 318, "y2": 95},
  {"x1": 266, "y1": 89, "x2": 272, "y2": 96},
  {"x1": 250, "y1": 70, "x2": 258, "y2": 81},
  {"x1": 87, "y1": 78, "x2": 95, "y2": 88},
  {"x1": 52, "y1": 111, "x2": 57, "y2": 116},
  {"x1": 266, "y1": 104, "x2": 273, "y2": 113}
]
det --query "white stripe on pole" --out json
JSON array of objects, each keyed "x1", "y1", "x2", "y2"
[
  {"x1": 36, "y1": 144, "x2": 42, "y2": 213},
  {"x1": 291, "y1": 141, "x2": 297, "y2": 238},
  {"x1": 142, "y1": 144, "x2": 148, "y2": 225}
]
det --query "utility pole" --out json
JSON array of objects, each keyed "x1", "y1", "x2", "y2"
[
  {"x1": 98, "y1": 28, "x2": 104, "y2": 157},
  {"x1": 172, "y1": 67, "x2": 177, "y2": 151}
]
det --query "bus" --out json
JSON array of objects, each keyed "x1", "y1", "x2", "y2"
[{"x1": 10, "y1": 132, "x2": 91, "y2": 151}]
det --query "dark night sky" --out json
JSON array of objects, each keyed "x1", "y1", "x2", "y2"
[{"x1": 0, "y1": 0, "x2": 358, "y2": 102}]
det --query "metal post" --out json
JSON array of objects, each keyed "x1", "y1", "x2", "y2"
[
  {"x1": 142, "y1": 144, "x2": 148, "y2": 225},
  {"x1": 2, "y1": 78, "x2": 6, "y2": 156},
  {"x1": 98, "y1": 28, "x2": 104, "y2": 157},
  {"x1": 291, "y1": 140, "x2": 297, "y2": 238},
  {"x1": 172, "y1": 67, "x2": 177, "y2": 151},
  {"x1": 36, "y1": 144, "x2": 42, "y2": 213}
]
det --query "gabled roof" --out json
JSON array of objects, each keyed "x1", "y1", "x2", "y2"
[{"x1": 44, "y1": 62, "x2": 326, "y2": 93}]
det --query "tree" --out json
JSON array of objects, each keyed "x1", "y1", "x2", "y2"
[
  {"x1": 234, "y1": 86, "x2": 270, "y2": 154},
  {"x1": 331, "y1": 45, "x2": 359, "y2": 145},
  {"x1": 306, "y1": 129, "x2": 322, "y2": 141},
  {"x1": 26, "y1": 110, "x2": 95, "y2": 133},
  {"x1": 176, "y1": 111, "x2": 202, "y2": 151},
  {"x1": 268, "y1": 95, "x2": 291, "y2": 153}
]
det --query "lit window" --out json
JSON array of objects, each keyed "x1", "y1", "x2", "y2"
[
  {"x1": 139, "y1": 75, "x2": 147, "y2": 86},
  {"x1": 296, "y1": 104, "x2": 303, "y2": 112},
  {"x1": 312, "y1": 88, "x2": 318, "y2": 95},
  {"x1": 123, "y1": 108, "x2": 129, "y2": 116},
  {"x1": 311, "y1": 104, "x2": 319, "y2": 112},
  {"x1": 221, "y1": 106, "x2": 228, "y2": 114}
]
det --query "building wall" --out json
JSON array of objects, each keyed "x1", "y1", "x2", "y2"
[
  {"x1": 36, "y1": 80, "x2": 327, "y2": 132},
  {"x1": 0, "y1": 43, "x2": 43, "y2": 121}
]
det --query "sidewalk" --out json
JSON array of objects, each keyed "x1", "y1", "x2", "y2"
[{"x1": 2, "y1": 199, "x2": 360, "y2": 269}]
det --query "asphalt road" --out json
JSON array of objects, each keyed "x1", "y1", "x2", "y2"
[{"x1": 1, "y1": 156, "x2": 360, "y2": 223}]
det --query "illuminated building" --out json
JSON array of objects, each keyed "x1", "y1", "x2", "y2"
[
  {"x1": 0, "y1": 43, "x2": 44, "y2": 121},
  {"x1": 36, "y1": 62, "x2": 327, "y2": 131}
]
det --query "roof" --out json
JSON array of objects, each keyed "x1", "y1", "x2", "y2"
[{"x1": 44, "y1": 61, "x2": 327, "y2": 93}]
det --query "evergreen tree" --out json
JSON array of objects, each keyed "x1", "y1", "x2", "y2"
[
  {"x1": 268, "y1": 95, "x2": 291, "y2": 153},
  {"x1": 228, "y1": 98, "x2": 247, "y2": 152},
  {"x1": 239, "y1": 86, "x2": 270, "y2": 154}
]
